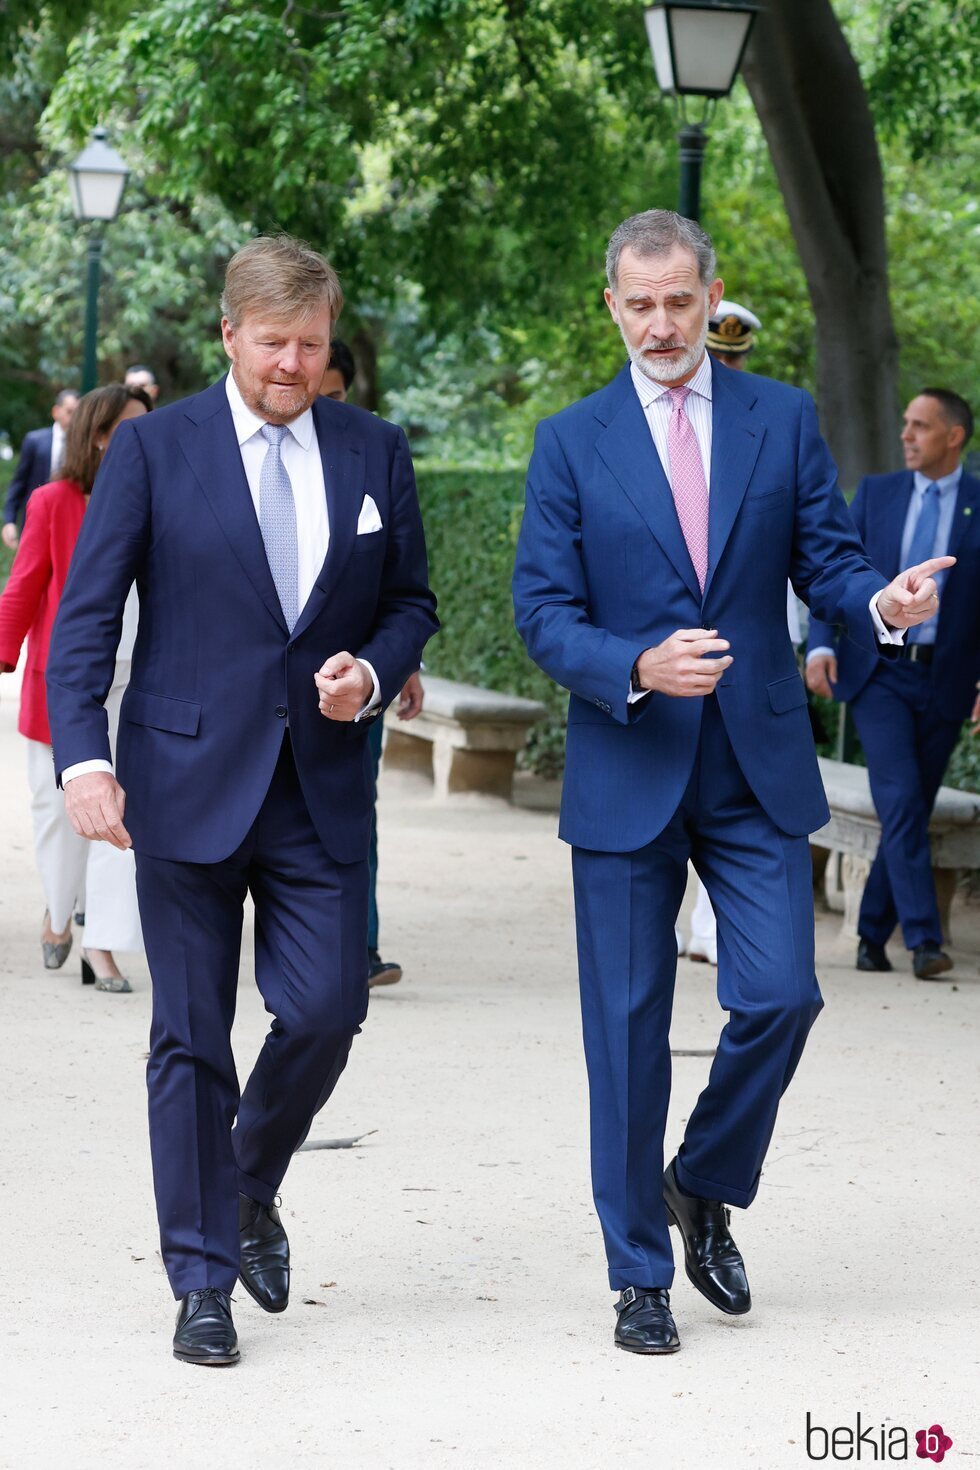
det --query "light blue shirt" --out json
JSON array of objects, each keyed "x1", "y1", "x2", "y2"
[{"x1": 900, "y1": 467, "x2": 961, "y2": 646}]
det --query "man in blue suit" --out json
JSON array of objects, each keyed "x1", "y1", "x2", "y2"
[
  {"x1": 46, "y1": 235, "x2": 438, "y2": 1365},
  {"x1": 1, "y1": 389, "x2": 79, "y2": 549},
  {"x1": 513, "y1": 210, "x2": 950, "y2": 1356},
  {"x1": 807, "y1": 389, "x2": 979, "y2": 979}
]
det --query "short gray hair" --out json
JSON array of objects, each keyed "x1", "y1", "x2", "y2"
[
  {"x1": 221, "y1": 233, "x2": 343, "y2": 328},
  {"x1": 605, "y1": 210, "x2": 717, "y2": 291}
]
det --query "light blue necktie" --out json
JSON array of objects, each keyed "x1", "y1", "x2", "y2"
[
  {"x1": 905, "y1": 482, "x2": 941, "y2": 645},
  {"x1": 258, "y1": 423, "x2": 299, "y2": 632}
]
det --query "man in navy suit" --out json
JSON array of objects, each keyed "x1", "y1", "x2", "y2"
[
  {"x1": 807, "y1": 390, "x2": 979, "y2": 979},
  {"x1": 46, "y1": 235, "x2": 438, "y2": 1365},
  {"x1": 2, "y1": 389, "x2": 79, "y2": 549},
  {"x1": 513, "y1": 210, "x2": 950, "y2": 1356}
]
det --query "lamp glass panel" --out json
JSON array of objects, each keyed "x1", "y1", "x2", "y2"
[
  {"x1": 644, "y1": 8, "x2": 675, "y2": 91},
  {"x1": 73, "y1": 169, "x2": 126, "y2": 221},
  {"x1": 671, "y1": 10, "x2": 752, "y2": 94}
]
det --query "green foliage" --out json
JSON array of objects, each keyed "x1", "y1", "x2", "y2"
[
  {"x1": 946, "y1": 726, "x2": 980, "y2": 795},
  {"x1": 414, "y1": 463, "x2": 567, "y2": 774}
]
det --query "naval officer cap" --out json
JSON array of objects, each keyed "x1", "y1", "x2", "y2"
[{"x1": 707, "y1": 299, "x2": 761, "y2": 357}]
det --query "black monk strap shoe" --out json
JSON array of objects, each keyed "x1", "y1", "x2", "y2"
[
  {"x1": 856, "y1": 938, "x2": 892, "y2": 973},
  {"x1": 173, "y1": 1288, "x2": 239, "y2": 1366},
  {"x1": 239, "y1": 1193, "x2": 290, "y2": 1313},
  {"x1": 663, "y1": 1158, "x2": 751, "y2": 1316},
  {"x1": 913, "y1": 943, "x2": 953, "y2": 980},
  {"x1": 614, "y1": 1287, "x2": 681, "y2": 1355}
]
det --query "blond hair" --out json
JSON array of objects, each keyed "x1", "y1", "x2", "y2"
[{"x1": 221, "y1": 234, "x2": 343, "y2": 328}]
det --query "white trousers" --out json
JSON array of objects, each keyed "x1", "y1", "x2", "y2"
[
  {"x1": 27, "y1": 666, "x2": 143, "y2": 952},
  {"x1": 690, "y1": 876, "x2": 717, "y2": 947}
]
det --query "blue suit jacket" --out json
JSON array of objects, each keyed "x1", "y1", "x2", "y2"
[
  {"x1": 513, "y1": 360, "x2": 891, "y2": 851},
  {"x1": 806, "y1": 469, "x2": 980, "y2": 723},
  {"x1": 46, "y1": 379, "x2": 438, "y2": 864},
  {"x1": 4, "y1": 426, "x2": 54, "y2": 525}
]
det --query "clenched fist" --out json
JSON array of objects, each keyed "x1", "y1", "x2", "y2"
[{"x1": 634, "y1": 629, "x2": 733, "y2": 698}]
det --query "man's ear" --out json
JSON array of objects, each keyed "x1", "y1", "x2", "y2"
[
  {"x1": 707, "y1": 278, "x2": 725, "y2": 316},
  {"x1": 220, "y1": 317, "x2": 236, "y2": 362},
  {"x1": 603, "y1": 286, "x2": 620, "y2": 326}
]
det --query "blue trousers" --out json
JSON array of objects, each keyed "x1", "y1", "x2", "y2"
[
  {"x1": 136, "y1": 736, "x2": 369, "y2": 1298},
  {"x1": 572, "y1": 696, "x2": 823, "y2": 1290},
  {"x1": 367, "y1": 714, "x2": 383, "y2": 952},
  {"x1": 849, "y1": 662, "x2": 963, "y2": 951}
]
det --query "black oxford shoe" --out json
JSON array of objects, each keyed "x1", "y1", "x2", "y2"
[
  {"x1": 614, "y1": 1287, "x2": 681, "y2": 1354},
  {"x1": 913, "y1": 943, "x2": 953, "y2": 980},
  {"x1": 856, "y1": 938, "x2": 892, "y2": 972},
  {"x1": 663, "y1": 1158, "x2": 751, "y2": 1316},
  {"x1": 239, "y1": 1193, "x2": 290, "y2": 1313},
  {"x1": 173, "y1": 1288, "x2": 239, "y2": 1366}
]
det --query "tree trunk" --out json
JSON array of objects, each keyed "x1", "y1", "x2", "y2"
[{"x1": 741, "y1": 0, "x2": 901, "y2": 488}]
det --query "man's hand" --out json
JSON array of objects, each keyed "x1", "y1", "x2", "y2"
[
  {"x1": 397, "y1": 671, "x2": 424, "y2": 721},
  {"x1": 877, "y1": 556, "x2": 956, "y2": 630},
  {"x1": 1, "y1": 523, "x2": 18, "y2": 551},
  {"x1": 64, "y1": 771, "x2": 132, "y2": 850},
  {"x1": 634, "y1": 629, "x2": 732, "y2": 698},
  {"x1": 805, "y1": 653, "x2": 838, "y2": 700},
  {"x1": 315, "y1": 651, "x2": 374, "y2": 721}
]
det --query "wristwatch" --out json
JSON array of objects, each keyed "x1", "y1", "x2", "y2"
[{"x1": 630, "y1": 660, "x2": 644, "y2": 693}]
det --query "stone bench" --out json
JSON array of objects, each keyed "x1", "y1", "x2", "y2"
[
  {"x1": 810, "y1": 756, "x2": 980, "y2": 945},
  {"x1": 382, "y1": 675, "x2": 547, "y2": 801}
]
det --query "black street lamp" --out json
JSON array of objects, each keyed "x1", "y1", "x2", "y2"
[
  {"x1": 68, "y1": 127, "x2": 130, "y2": 392},
  {"x1": 643, "y1": 0, "x2": 761, "y2": 222}
]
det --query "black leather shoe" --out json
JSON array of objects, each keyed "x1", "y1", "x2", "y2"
[
  {"x1": 614, "y1": 1287, "x2": 680, "y2": 1354},
  {"x1": 239, "y1": 1193, "x2": 290, "y2": 1312},
  {"x1": 173, "y1": 1288, "x2": 239, "y2": 1366},
  {"x1": 663, "y1": 1158, "x2": 751, "y2": 1316},
  {"x1": 368, "y1": 949, "x2": 403, "y2": 987},
  {"x1": 856, "y1": 938, "x2": 892, "y2": 972},
  {"x1": 913, "y1": 943, "x2": 953, "y2": 980}
]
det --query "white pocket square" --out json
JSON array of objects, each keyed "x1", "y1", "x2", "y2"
[{"x1": 356, "y1": 495, "x2": 383, "y2": 534}]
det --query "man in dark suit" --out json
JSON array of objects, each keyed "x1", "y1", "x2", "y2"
[
  {"x1": 46, "y1": 234, "x2": 438, "y2": 1365},
  {"x1": 807, "y1": 389, "x2": 978, "y2": 979},
  {"x1": 2, "y1": 390, "x2": 80, "y2": 549},
  {"x1": 513, "y1": 209, "x2": 949, "y2": 1356}
]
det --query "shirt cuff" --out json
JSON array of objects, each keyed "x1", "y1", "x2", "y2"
[
  {"x1": 805, "y1": 646, "x2": 835, "y2": 663},
  {"x1": 62, "y1": 759, "x2": 114, "y2": 785},
  {"x1": 627, "y1": 685, "x2": 651, "y2": 704},
  {"x1": 870, "y1": 591, "x2": 906, "y2": 646},
  {"x1": 354, "y1": 660, "x2": 381, "y2": 721}
]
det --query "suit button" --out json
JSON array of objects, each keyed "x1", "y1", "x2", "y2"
[{"x1": 275, "y1": 705, "x2": 287, "y2": 718}]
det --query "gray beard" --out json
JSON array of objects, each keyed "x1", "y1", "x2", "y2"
[{"x1": 621, "y1": 321, "x2": 708, "y2": 385}]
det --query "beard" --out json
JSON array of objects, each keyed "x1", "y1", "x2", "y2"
[
  {"x1": 621, "y1": 317, "x2": 708, "y2": 385},
  {"x1": 254, "y1": 381, "x2": 315, "y2": 421}
]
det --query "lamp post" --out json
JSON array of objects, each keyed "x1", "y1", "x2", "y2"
[
  {"x1": 643, "y1": 0, "x2": 761, "y2": 222},
  {"x1": 68, "y1": 127, "x2": 130, "y2": 392}
]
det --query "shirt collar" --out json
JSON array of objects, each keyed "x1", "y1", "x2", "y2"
[
  {"x1": 913, "y1": 465, "x2": 962, "y2": 498},
  {"x1": 629, "y1": 351, "x2": 713, "y2": 410},
  {"x1": 224, "y1": 369, "x2": 315, "y2": 451}
]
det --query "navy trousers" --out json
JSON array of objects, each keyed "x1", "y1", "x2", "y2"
[
  {"x1": 367, "y1": 714, "x2": 383, "y2": 953},
  {"x1": 849, "y1": 662, "x2": 963, "y2": 951},
  {"x1": 136, "y1": 735, "x2": 369, "y2": 1298},
  {"x1": 571, "y1": 696, "x2": 823, "y2": 1291}
]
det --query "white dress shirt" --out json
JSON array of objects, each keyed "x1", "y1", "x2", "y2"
[
  {"x1": 627, "y1": 353, "x2": 902, "y2": 701},
  {"x1": 50, "y1": 421, "x2": 66, "y2": 477},
  {"x1": 63, "y1": 373, "x2": 378, "y2": 785}
]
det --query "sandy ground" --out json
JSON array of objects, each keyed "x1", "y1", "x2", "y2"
[{"x1": 0, "y1": 661, "x2": 978, "y2": 1470}]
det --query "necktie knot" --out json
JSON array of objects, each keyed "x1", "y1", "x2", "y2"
[
  {"x1": 668, "y1": 386, "x2": 691, "y2": 412},
  {"x1": 260, "y1": 422, "x2": 288, "y2": 448}
]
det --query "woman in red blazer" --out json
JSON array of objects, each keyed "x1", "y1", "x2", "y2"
[{"x1": 0, "y1": 384, "x2": 149, "y2": 987}]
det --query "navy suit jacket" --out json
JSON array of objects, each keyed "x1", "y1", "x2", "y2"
[
  {"x1": 513, "y1": 360, "x2": 891, "y2": 852},
  {"x1": 46, "y1": 378, "x2": 438, "y2": 864},
  {"x1": 4, "y1": 426, "x2": 54, "y2": 525},
  {"x1": 807, "y1": 469, "x2": 980, "y2": 724}
]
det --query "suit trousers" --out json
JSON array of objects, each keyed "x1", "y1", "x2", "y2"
[
  {"x1": 367, "y1": 714, "x2": 384, "y2": 952},
  {"x1": 849, "y1": 661, "x2": 963, "y2": 950},
  {"x1": 571, "y1": 696, "x2": 823, "y2": 1290},
  {"x1": 136, "y1": 734, "x2": 369, "y2": 1298}
]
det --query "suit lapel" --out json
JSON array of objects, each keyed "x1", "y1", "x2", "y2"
[
  {"x1": 179, "y1": 381, "x2": 288, "y2": 634},
  {"x1": 291, "y1": 398, "x2": 366, "y2": 639},
  {"x1": 595, "y1": 371, "x2": 702, "y2": 602},
  {"x1": 881, "y1": 472, "x2": 915, "y2": 577},
  {"x1": 703, "y1": 362, "x2": 765, "y2": 600},
  {"x1": 947, "y1": 471, "x2": 979, "y2": 561}
]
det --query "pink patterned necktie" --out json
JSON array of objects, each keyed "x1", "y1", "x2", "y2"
[{"x1": 666, "y1": 385, "x2": 709, "y2": 592}]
